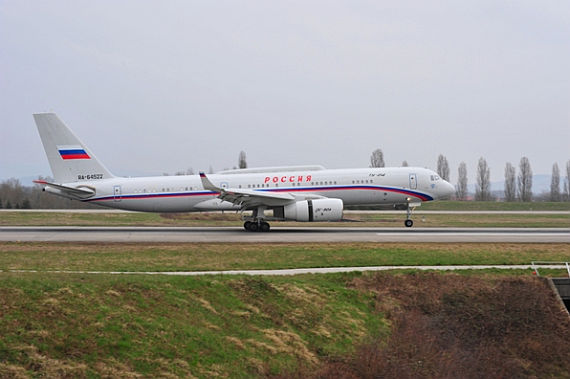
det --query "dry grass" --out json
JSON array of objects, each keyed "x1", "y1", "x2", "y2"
[{"x1": 308, "y1": 273, "x2": 570, "y2": 378}]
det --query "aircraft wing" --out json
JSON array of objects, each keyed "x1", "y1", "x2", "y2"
[
  {"x1": 199, "y1": 172, "x2": 296, "y2": 208},
  {"x1": 34, "y1": 180, "x2": 95, "y2": 199}
]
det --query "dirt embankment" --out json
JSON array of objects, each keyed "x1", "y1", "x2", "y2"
[{"x1": 297, "y1": 273, "x2": 570, "y2": 378}]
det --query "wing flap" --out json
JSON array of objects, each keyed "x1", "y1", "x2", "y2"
[{"x1": 199, "y1": 172, "x2": 295, "y2": 208}]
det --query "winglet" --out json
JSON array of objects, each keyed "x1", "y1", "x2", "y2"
[{"x1": 199, "y1": 172, "x2": 220, "y2": 192}]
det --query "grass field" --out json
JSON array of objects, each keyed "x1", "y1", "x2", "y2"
[
  {"x1": 1, "y1": 242, "x2": 569, "y2": 272},
  {"x1": 0, "y1": 272, "x2": 384, "y2": 377},
  {"x1": 1, "y1": 210, "x2": 569, "y2": 227},
  {"x1": 1, "y1": 271, "x2": 569, "y2": 377}
]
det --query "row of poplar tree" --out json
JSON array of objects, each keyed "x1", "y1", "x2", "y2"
[{"x1": 369, "y1": 148, "x2": 570, "y2": 201}]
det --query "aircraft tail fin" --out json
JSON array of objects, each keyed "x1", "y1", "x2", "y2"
[{"x1": 33, "y1": 113, "x2": 114, "y2": 183}]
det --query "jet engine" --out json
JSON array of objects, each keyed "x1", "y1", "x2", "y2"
[{"x1": 275, "y1": 198, "x2": 344, "y2": 222}]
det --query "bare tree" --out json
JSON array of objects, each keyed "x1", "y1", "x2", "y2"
[
  {"x1": 517, "y1": 156, "x2": 533, "y2": 202},
  {"x1": 455, "y1": 162, "x2": 468, "y2": 200},
  {"x1": 436, "y1": 154, "x2": 450, "y2": 181},
  {"x1": 238, "y1": 151, "x2": 247, "y2": 169},
  {"x1": 504, "y1": 162, "x2": 516, "y2": 202},
  {"x1": 475, "y1": 157, "x2": 491, "y2": 201},
  {"x1": 550, "y1": 163, "x2": 560, "y2": 201},
  {"x1": 174, "y1": 168, "x2": 194, "y2": 175},
  {"x1": 369, "y1": 149, "x2": 385, "y2": 168},
  {"x1": 401, "y1": 161, "x2": 409, "y2": 167}
]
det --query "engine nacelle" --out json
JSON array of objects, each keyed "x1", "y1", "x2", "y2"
[{"x1": 280, "y1": 198, "x2": 344, "y2": 222}]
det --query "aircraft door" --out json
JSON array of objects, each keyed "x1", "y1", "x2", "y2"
[
  {"x1": 113, "y1": 185, "x2": 122, "y2": 202},
  {"x1": 409, "y1": 174, "x2": 417, "y2": 190}
]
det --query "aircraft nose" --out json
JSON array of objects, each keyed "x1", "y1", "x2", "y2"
[{"x1": 441, "y1": 180, "x2": 455, "y2": 198}]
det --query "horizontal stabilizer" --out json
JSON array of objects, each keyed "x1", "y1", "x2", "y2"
[{"x1": 34, "y1": 180, "x2": 95, "y2": 199}]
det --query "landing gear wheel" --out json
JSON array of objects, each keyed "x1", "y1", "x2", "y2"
[
  {"x1": 248, "y1": 222, "x2": 259, "y2": 232},
  {"x1": 244, "y1": 221, "x2": 252, "y2": 231},
  {"x1": 404, "y1": 219, "x2": 413, "y2": 228},
  {"x1": 260, "y1": 222, "x2": 270, "y2": 232}
]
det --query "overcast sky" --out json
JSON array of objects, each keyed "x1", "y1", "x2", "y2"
[{"x1": 1, "y1": 1, "x2": 569, "y2": 185}]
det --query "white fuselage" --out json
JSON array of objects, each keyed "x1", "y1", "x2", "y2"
[{"x1": 71, "y1": 167, "x2": 454, "y2": 212}]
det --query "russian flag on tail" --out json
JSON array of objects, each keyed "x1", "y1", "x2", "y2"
[{"x1": 57, "y1": 145, "x2": 90, "y2": 160}]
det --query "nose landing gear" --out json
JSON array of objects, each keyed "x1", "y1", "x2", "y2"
[{"x1": 404, "y1": 200, "x2": 418, "y2": 227}]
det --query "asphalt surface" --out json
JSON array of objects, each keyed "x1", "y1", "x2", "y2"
[
  {"x1": 2, "y1": 209, "x2": 569, "y2": 214},
  {"x1": 1, "y1": 226, "x2": 568, "y2": 243}
]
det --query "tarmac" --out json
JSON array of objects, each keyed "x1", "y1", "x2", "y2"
[{"x1": 1, "y1": 226, "x2": 568, "y2": 243}]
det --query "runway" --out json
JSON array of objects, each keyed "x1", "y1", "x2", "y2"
[{"x1": 1, "y1": 226, "x2": 569, "y2": 243}]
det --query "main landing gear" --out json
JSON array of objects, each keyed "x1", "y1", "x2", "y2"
[
  {"x1": 243, "y1": 221, "x2": 271, "y2": 232},
  {"x1": 243, "y1": 206, "x2": 271, "y2": 232}
]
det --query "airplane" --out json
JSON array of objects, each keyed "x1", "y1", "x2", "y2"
[{"x1": 33, "y1": 113, "x2": 455, "y2": 232}]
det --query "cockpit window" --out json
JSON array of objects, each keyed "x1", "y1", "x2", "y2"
[{"x1": 430, "y1": 175, "x2": 441, "y2": 181}]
